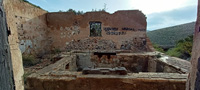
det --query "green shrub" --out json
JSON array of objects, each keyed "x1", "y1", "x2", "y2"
[
  {"x1": 66, "y1": 9, "x2": 84, "y2": 15},
  {"x1": 166, "y1": 48, "x2": 181, "y2": 57},
  {"x1": 23, "y1": 72, "x2": 32, "y2": 85},
  {"x1": 51, "y1": 48, "x2": 61, "y2": 54},
  {"x1": 22, "y1": 55, "x2": 38, "y2": 67},
  {"x1": 165, "y1": 35, "x2": 193, "y2": 60},
  {"x1": 153, "y1": 43, "x2": 165, "y2": 53},
  {"x1": 156, "y1": 53, "x2": 162, "y2": 58}
]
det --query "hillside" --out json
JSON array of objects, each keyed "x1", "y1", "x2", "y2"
[{"x1": 147, "y1": 22, "x2": 195, "y2": 49}]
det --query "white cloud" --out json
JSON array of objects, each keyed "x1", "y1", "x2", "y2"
[
  {"x1": 131, "y1": 0, "x2": 197, "y2": 14},
  {"x1": 147, "y1": 5, "x2": 197, "y2": 30}
]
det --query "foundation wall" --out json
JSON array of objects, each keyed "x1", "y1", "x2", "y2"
[
  {"x1": 75, "y1": 53, "x2": 188, "y2": 73},
  {"x1": 26, "y1": 52, "x2": 190, "y2": 90},
  {"x1": 27, "y1": 73, "x2": 187, "y2": 90}
]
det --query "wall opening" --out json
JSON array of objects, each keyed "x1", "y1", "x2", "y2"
[
  {"x1": 89, "y1": 21, "x2": 102, "y2": 37},
  {"x1": 94, "y1": 52, "x2": 116, "y2": 59}
]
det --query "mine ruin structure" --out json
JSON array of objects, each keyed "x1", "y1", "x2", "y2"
[{"x1": 2, "y1": 0, "x2": 193, "y2": 90}]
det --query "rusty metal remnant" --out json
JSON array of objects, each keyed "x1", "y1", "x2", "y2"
[{"x1": 82, "y1": 67, "x2": 127, "y2": 75}]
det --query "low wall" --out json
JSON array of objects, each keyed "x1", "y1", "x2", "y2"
[
  {"x1": 27, "y1": 72, "x2": 187, "y2": 90},
  {"x1": 26, "y1": 52, "x2": 189, "y2": 90}
]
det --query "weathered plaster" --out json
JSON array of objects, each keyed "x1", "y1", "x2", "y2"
[{"x1": 186, "y1": 0, "x2": 200, "y2": 90}]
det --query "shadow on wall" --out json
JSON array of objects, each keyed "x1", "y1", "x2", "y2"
[{"x1": 15, "y1": 14, "x2": 50, "y2": 56}]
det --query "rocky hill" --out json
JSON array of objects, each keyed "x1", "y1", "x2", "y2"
[{"x1": 147, "y1": 22, "x2": 195, "y2": 49}]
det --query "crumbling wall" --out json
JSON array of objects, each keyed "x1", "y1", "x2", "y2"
[
  {"x1": 47, "y1": 11, "x2": 154, "y2": 52},
  {"x1": 186, "y1": 0, "x2": 200, "y2": 90},
  {"x1": 3, "y1": 0, "x2": 48, "y2": 90},
  {"x1": 3, "y1": 3, "x2": 154, "y2": 55},
  {"x1": 4, "y1": 0, "x2": 48, "y2": 56},
  {"x1": 66, "y1": 38, "x2": 116, "y2": 51}
]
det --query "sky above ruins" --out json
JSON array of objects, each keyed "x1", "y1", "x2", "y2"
[{"x1": 27, "y1": 0, "x2": 197, "y2": 30}]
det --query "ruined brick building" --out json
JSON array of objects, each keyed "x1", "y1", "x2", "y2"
[
  {"x1": 6, "y1": 3, "x2": 154, "y2": 55},
  {"x1": 1, "y1": 0, "x2": 198, "y2": 90}
]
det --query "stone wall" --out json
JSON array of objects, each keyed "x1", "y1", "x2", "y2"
[
  {"x1": 47, "y1": 11, "x2": 154, "y2": 52},
  {"x1": 186, "y1": 0, "x2": 200, "y2": 90},
  {"x1": 3, "y1": 0, "x2": 48, "y2": 90}
]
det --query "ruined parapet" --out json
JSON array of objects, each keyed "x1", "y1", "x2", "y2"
[
  {"x1": 47, "y1": 10, "x2": 154, "y2": 53},
  {"x1": 186, "y1": 0, "x2": 200, "y2": 90}
]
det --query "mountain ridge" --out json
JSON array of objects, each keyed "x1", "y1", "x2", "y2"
[{"x1": 147, "y1": 22, "x2": 195, "y2": 49}]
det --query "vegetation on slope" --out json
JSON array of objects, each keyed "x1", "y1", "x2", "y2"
[
  {"x1": 166, "y1": 35, "x2": 193, "y2": 60},
  {"x1": 153, "y1": 44, "x2": 165, "y2": 53},
  {"x1": 22, "y1": 55, "x2": 39, "y2": 67},
  {"x1": 59, "y1": 8, "x2": 107, "y2": 15},
  {"x1": 21, "y1": 0, "x2": 46, "y2": 11},
  {"x1": 58, "y1": 4, "x2": 107, "y2": 14},
  {"x1": 58, "y1": 9, "x2": 85, "y2": 15},
  {"x1": 153, "y1": 35, "x2": 193, "y2": 60},
  {"x1": 147, "y1": 22, "x2": 195, "y2": 49}
]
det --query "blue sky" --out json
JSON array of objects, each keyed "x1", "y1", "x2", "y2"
[{"x1": 27, "y1": 0, "x2": 198, "y2": 30}]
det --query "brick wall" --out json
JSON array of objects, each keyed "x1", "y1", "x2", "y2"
[{"x1": 47, "y1": 11, "x2": 154, "y2": 52}]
